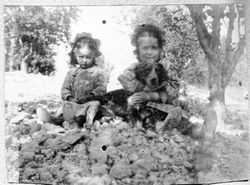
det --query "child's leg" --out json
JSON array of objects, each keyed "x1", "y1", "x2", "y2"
[{"x1": 85, "y1": 101, "x2": 100, "y2": 129}]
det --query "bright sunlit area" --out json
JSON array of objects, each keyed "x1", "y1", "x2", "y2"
[{"x1": 5, "y1": 6, "x2": 140, "y2": 102}]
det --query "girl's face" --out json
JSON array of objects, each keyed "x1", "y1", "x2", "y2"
[
  {"x1": 137, "y1": 35, "x2": 160, "y2": 63},
  {"x1": 75, "y1": 46, "x2": 95, "y2": 69}
]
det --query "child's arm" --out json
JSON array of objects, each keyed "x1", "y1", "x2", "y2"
[
  {"x1": 127, "y1": 77, "x2": 180, "y2": 106},
  {"x1": 92, "y1": 70, "x2": 107, "y2": 96},
  {"x1": 118, "y1": 63, "x2": 145, "y2": 93},
  {"x1": 61, "y1": 70, "x2": 75, "y2": 101},
  {"x1": 157, "y1": 78, "x2": 180, "y2": 104},
  {"x1": 77, "y1": 70, "x2": 107, "y2": 104}
]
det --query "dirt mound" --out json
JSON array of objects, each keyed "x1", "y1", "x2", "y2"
[
  {"x1": 6, "y1": 104, "x2": 249, "y2": 185},
  {"x1": 6, "y1": 111, "x2": 198, "y2": 185}
]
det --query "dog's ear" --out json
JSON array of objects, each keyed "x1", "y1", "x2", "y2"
[
  {"x1": 134, "y1": 62, "x2": 152, "y2": 84},
  {"x1": 156, "y1": 63, "x2": 168, "y2": 84}
]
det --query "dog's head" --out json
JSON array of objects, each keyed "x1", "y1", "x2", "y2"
[{"x1": 135, "y1": 62, "x2": 168, "y2": 89}]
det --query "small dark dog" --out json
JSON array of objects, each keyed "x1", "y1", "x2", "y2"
[{"x1": 77, "y1": 89, "x2": 130, "y2": 121}]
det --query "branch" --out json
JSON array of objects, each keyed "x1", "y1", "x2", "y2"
[
  {"x1": 236, "y1": 5, "x2": 242, "y2": 40},
  {"x1": 209, "y1": 5, "x2": 223, "y2": 51},
  {"x1": 223, "y1": 5, "x2": 245, "y2": 87},
  {"x1": 187, "y1": 4, "x2": 215, "y2": 60},
  {"x1": 225, "y1": 5, "x2": 235, "y2": 57},
  {"x1": 224, "y1": 35, "x2": 245, "y2": 87}
]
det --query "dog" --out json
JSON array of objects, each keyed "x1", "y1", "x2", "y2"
[
  {"x1": 125, "y1": 62, "x2": 170, "y2": 128},
  {"x1": 134, "y1": 62, "x2": 169, "y2": 92},
  {"x1": 77, "y1": 89, "x2": 130, "y2": 121}
]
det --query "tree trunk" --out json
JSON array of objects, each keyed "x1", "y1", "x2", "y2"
[
  {"x1": 8, "y1": 37, "x2": 16, "y2": 71},
  {"x1": 188, "y1": 4, "x2": 245, "y2": 137},
  {"x1": 205, "y1": 58, "x2": 227, "y2": 135},
  {"x1": 20, "y1": 60, "x2": 27, "y2": 72}
]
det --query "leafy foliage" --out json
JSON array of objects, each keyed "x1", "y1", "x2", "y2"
[
  {"x1": 4, "y1": 6, "x2": 80, "y2": 75},
  {"x1": 187, "y1": 4, "x2": 246, "y2": 89},
  {"x1": 183, "y1": 52, "x2": 208, "y2": 86}
]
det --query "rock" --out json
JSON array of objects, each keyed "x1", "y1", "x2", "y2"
[
  {"x1": 23, "y1": 167, "x2": 36, "y2": 179},
  {"x1": 87, "y1": 175, "x2": 110, "y2": 185},
  {"x1": 91, "y1": 163, "x2": 109, "y2": 176},
  {"x1": 148, "y1": 172, "x2": 158, "y2": 182},
  {"x1": 34, "y1": 154, "x2": 45, "y2": 162},
  {"x1": 19, "y1": 135, "x2": 32, "y2": 144},
  {"x1": 116, "y1": 121, "x2": 129, "y2": 130},
  {"x1": 132, "y1": 159, "x2": 156, "y2": 175},
  {"x1": 21, "y1": 140, "x2": 40, "y2": 153},
  {"x1": 44, "y1": 136, "x2": 70, "y2": 151},
  {"x1": 62, "y1": 130, "x2": 86, "y2": 145},
  {"x1": 110, "y1": 162, "x2": 132, "y2": 179},
  {"x1": 146, "y1": 130, "x2": 158, "y2": 139},
  {"x1": 24, "y1": 118, "x2": 37, "y2": 126},
  {"x1": 21, "y1": 151, "x2": 34, "y2": 163},
  {"x1": 89, "y1": 128, "x2": 114, "y2": 163},
  {"x1": 101, "y1": 116, "x2": 112, "y2": 123},
  {"x1": 112, "y1": 118, "x2": 122, "y2": 126},
  {"x1": 183, "y1": 161, "x2": 194, "y2": 170},
  {"x1": 155, "y1": 121, "x2": 165, "y2": 134},
  {"x1": 29, "y1": 123, "x2": 42, "y2": 135},
  {"x1": 39, "y1": 170, "x2": 53, "y2": 182},
  {"x1": 44, "y1": 123, "x2": 65, "y2": 134},
  {"x1": 128, "y1": 152, "x2": 138, "y2": 163},
  {"x1": 32, "y1": 130, "x2": 50, "y2": 143},
  {"x1": 6, "y1": 136, "x2": 20, "y2": 150},
  {"x1": 17, "y1": 124, "x2": 31, "y2": 135},
  {"x1": 189, "y1": 116, "x2": 204, "y2": 125},
  {"x1": 121, "y1": 178, "x2": 132, "y2": 184},
  {"x1": 73, "y1": 143, "x2": 87, "y2": 154},
  {"x1": 173, "y1": 134, "x2": 184, "y2": 143},
  {"x1": 9, "y1": 112, "x2": 32, "y2": 125}
]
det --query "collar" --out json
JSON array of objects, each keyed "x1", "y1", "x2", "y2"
[{"x1": 75, "y1": 65, "x2": 99, "y2": 74}]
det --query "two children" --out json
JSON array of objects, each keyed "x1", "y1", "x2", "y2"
[{"x1": 48, "y1": 24, "x2": 184, "y2": 133}]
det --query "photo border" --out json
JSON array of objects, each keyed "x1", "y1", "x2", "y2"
[{"x1": 0, "y1": 0, "x2": 249, "y2": 184}]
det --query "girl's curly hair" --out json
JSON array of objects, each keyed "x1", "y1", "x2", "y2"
[
  {"x1": 68, "y1": 36, "x2": 101, "y2": 67},
  {"x1": 131, "y1": 24, "x2": 166, "y2": 61}
]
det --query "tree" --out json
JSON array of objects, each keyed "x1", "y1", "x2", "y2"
[
  {"x1": 187, "y1": 4, "x2": 245, "y2": 134},
  {"x1": 4, "y1": 6, "x2": 79, "y2": 75}
]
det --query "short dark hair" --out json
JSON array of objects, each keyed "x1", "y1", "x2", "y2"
[
  {"x1": 68, "y1": 36, "x2": 101, "y2": 67},
  {"x1": 131, "y1": 24, "x2": 166, "y2": 60}
]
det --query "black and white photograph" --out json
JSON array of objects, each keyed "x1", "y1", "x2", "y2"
[{"x1": 2, "y1": 2, "x2": 249, "y2": 185}]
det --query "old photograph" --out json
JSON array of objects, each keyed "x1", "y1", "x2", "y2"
[{"x1": 3, "y1": 4, "x2": 249, "y2": 185}]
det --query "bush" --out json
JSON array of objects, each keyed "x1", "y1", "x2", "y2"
[{"x1": 183, "y1": 59, "x2": 208, "y2": 86}]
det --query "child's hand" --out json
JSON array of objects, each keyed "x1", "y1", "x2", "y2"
[
  {"x1": 128, "y1": 92, "x2": 160, "y2": 107},
  {"x1": 67, "y1": 97, "x2": 78, "y2": 103},
  {"x1": 127, "y1": 92, "x2": 150, "y2": 107}
]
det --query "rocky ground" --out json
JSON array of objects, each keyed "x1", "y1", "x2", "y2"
[
  {"x1": 4, "y1": 72, "x2": 250, "y2": 185},
  {"x1": 5, "y1": 98, "x2": 198, "y2": 185},
  {"x1": 5, "y1": 94, "x2": 250, "y2": 185}
]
